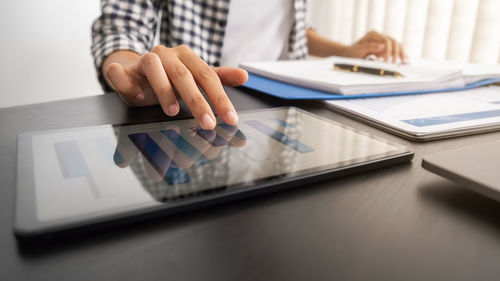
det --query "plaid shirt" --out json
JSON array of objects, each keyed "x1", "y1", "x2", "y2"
[{"x1": 91, "y1": 0, "x2": 308, "y2": 88}]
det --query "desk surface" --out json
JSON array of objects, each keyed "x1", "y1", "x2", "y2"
[{"x1": 2, "y1": 88, "x2": 500, "y2": 281}]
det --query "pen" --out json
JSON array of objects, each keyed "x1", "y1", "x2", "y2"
[{"x1": 333, "y1": 63, "x2": 404, "y2": 78}]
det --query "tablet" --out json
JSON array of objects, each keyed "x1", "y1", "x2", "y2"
[
  {"x1": 422, "y1": 140, "x2": 500, "y2": 201},
  {"x1": 15, "y1": 107, "x2": 413, "y2": 239}
]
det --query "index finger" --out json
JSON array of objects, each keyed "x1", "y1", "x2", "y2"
[
  {"x1": 176, "y1": 47, "x2": 239, "y2": 126},
  {"x1": 138, "y1": 53, "x2": 179, "y2": 116}
]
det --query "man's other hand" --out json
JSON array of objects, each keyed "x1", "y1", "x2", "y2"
[{"x1": 343, "y1": 30, "x2": 407, "y2": 63}]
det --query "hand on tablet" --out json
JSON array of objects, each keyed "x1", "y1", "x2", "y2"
[{"x1": 102, "y1": 46, "x2": 249, "y2": 130}]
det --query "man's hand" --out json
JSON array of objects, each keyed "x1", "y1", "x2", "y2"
[
  {"x1": 342, "y1": 30, "x2": 407, "y2": 63},
  {"x1": 307, "y1": 29, "x2": 407, "y2": 64},
  {"x1": 102, "y1": 45, "x2": 248, "y2": 130}
]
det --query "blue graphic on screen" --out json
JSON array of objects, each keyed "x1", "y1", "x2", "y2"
[
  {"x1": 51, "y1": 118, "x2": 313, "y2": 190},
  {"x1": 160, "y1": 129, "x2": 210, "y2": 164},
  {"x1": 218, "y1": 124, "x2": 248, "y2": 140},
  {"x1": 269, "y1": 117, "x2": 296, "y2": 128},
  {"x1": 244, "y1": 120, "x2": 314, "y2": 153},
  {"x1": 195, "y1": 128, "x2": 228, "y2": 146},
  {"x1": 54, "y1": 140, "x2": 100, "y2": 197},
  {"x1": 402, "y1": 109, "x2": 500, "y2": 127},
  {"x1": 128, "y1": 133, "x2": 190, "y2": 185}
]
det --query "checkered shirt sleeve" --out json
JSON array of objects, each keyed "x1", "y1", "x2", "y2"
[
  {"x1": 288, "y1": 0, "x2": 308, "y2": 60},
  {"x1": 91, "y1": 0, "x2": 309, "y2": 91},
  {"x1": 91, "y1": 0, "x2": 159, "y2": 90},
  {"x1": 160, "y1": 0, "x2": 230, "y2": 67}
]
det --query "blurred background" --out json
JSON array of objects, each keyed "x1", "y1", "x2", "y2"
[
  {"x1": 308, "y1": 0, "x2": 500, "y2": 64},
  {"x1": 0, "y1": 0, "x2": 499, "y2": 109},
  {"x1": 0, "y1": 1, "x2": 101, "y2": 108}
]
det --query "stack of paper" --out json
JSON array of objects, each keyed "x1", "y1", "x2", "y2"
[
  {"x1": 240, "y1": 57, "x2": 500, "y2": 99},
  {"x1": 411, "y1": 59, "x2": 500, "y2": 84},
  {"x1": 240, "y1": 56, "x2": 464, "y2": 95},
  {"x1": 325, "y1": 85, "x2": 500, "y2": 141}
]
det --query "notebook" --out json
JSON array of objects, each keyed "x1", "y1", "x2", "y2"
[{"x1": 240, "y1": 57, "x2": 500, "y2": 98}]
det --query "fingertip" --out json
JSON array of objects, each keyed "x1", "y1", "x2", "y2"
[
  {"x1": 105, "y1": 62, "x2": 123, "y2": 76},
  {"x1": 224, "y1": 110, "x2": 239, "y2": 125},
  {"x1": 105, "y1": 63, "x2": 123, "y2": 88},
  {"x1": 167, "y1": 103, "x2": 179, "y2": 116},
  {"x1": 135, "y1": 91, "x2": 145, "y2": 101},
  {"x1": 214, "y1": 67, "x2": 249, "y2": 86},
  {"x1": 105, "y1": 63, "x2": 141, "y2": 102},
  {"x1": 160, "y1": 102, "x2": 179, "y2": 117},
  {"x1": 229, "y1": 68, "x2": 248, "y2": 86},
  {"x1": 200, "y1": 113, "x2": 216, "y2": 130},
  {"x1": 238, "y1": 69, "x2": 249, "y2": 84}
]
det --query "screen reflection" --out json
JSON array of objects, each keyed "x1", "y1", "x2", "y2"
[{"x1": 113, "y1": 108, "x2": 310, "y2": 202}]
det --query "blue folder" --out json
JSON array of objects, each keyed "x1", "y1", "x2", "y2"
[{"x1": 242, "y1": 73, "x2": 500, "y2": 100}]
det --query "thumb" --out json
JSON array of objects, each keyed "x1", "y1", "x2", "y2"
[{"x1": 213, "y1": 67, "x2": 248, "y2": 87}]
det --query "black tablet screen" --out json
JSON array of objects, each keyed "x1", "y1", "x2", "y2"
[{"x1": 16, "y1": 107, "x2": 410, "y2": 231}]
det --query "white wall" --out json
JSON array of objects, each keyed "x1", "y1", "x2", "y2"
[{"x1": 0, "y1": 1, "x2": 102, "y2": 108}]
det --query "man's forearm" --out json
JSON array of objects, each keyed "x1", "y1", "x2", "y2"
[{"x1": 306, "y1": 28, "x2": 348, "y2": 57}]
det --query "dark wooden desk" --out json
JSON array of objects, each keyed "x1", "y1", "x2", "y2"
[{"x1": 2, "y1": 88, "x2": 500, "y2": 281}]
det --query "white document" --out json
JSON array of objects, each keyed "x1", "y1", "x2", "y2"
[
  {"x1": 411, "y1": 59, "x2": 500, "y2": 84},
  {"x1": 240, "y1": 56, "x2": 464, "y2": 95},
  {"x1": 325, "y1": 85, "x2": 500, "y2": 141}
]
